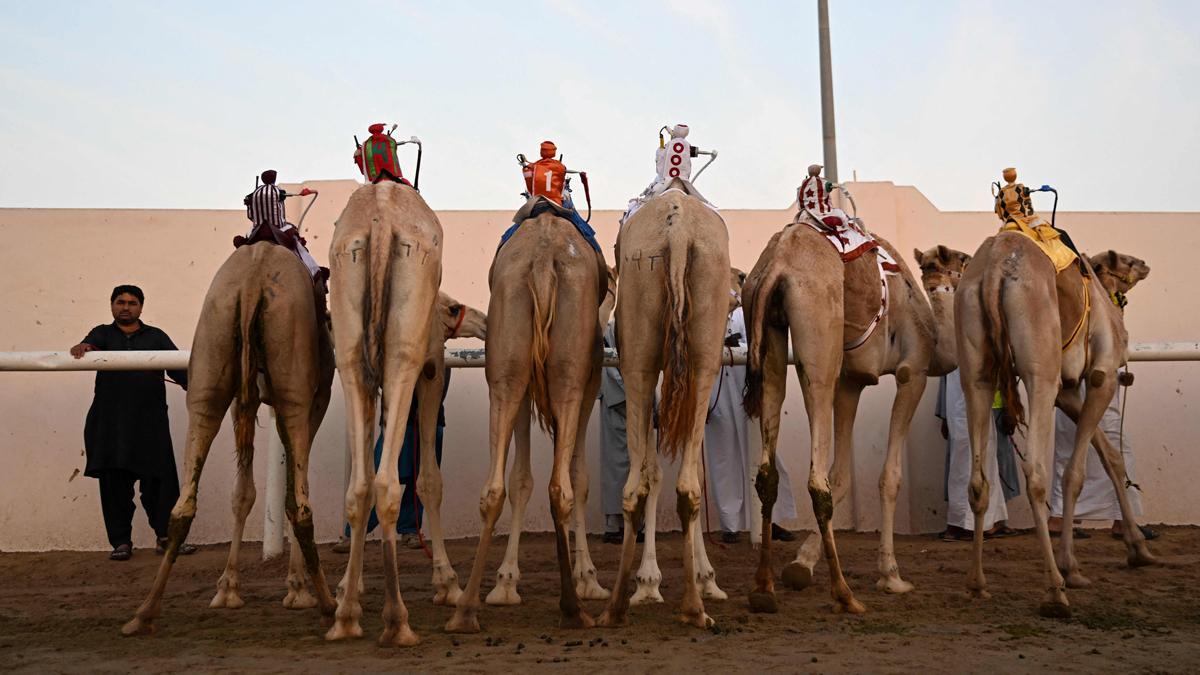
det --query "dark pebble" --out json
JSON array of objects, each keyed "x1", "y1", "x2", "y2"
[
  {"x1": 518, "y1": 642, "x2": 526, "y2": 650},
  {"x1": 445, "y1": 651, "x2": 452, "y2": 657},
  {"x1": 1019, "y1": 654, "x2": 1025, "y2": 660},
  {"x1": 565, "y1": 640, "x2": 583, "y2": 647},
  {"x1": 811, "y1": 657, "x2": 818, "y2": 663}
]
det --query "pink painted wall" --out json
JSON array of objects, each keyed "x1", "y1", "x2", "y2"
[{"x1": 1, "y1": 180, "x2": 1195, "y2": 551}]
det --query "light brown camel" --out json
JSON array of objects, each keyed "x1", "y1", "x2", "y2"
[
  {"x1": 955, "y1": 230, "x2": 1154, "y2": 617},
  {"x1": 740, "y1": 220, "x2": 864, "y2": 616},
  {"x1": 596, "y1": 179, "x2": 730, "y2": 629},
  {"x1": 446, "y1": 203, "x2": 608, "y2": 633},
  {"x1": 485, "y1": 267, "x2": 615, "y2": 607},
  {"x1": 122, "y1": 242, "x2": 337, "y2": 635},
  {"x1": 325, "y1": 180, "x2": 442, "y2": 646},
  {"x1": 777, "y1": 239, "x2": 969, "y2": 596}
]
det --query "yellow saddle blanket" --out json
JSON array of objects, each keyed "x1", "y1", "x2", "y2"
[{"x1": 1000, "y1": 218, "x2": 1077, "y2": 273}]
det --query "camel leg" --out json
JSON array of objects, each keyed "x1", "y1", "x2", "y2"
[
  {"x1": 210, "y1": 442, "x2": 255, "y2": 610},
  {"x1": 630, "y1": 449, "x2": 664, "y2": 607},
  {"x1": 486, "y1": 396, "x2": 532, "y2": 606},
  {"x1": 677, "y1": 366, "x2": 723, "y2": 628},
  {"x1": 1055, "y1": 382, "x2": 1111, "y2": 589},
  {"x1": 548, "y1": 387, "x2": 595, "y2": 629},
  {"x1": 446, "y1": 373, "x2": 526, "y2": 633},
  {"x1": 570, "y1": 391, "x2": 611, "y2": 601},
  {"x1": 325, "y1": 369, "x2": 376, "y2": 641},
  {"x1": 1057, "y1": 390, "x2": 1156, "y2": 568},
  {"x1": 597, "y1": 366, "x2": 657, "y2": 626},
  {"x1": 283, "y1": 526, "x2": 317, "y2": 609},
  {"x1": 792, "y1": 314, "x2": 863, "y2": 614},
  {"x1": 787, "y1": 378, "x2": 860, "y2": 590},
  {"x1": 414, "y1": 365, "x2": 463, "y2": 607},
  {"x1": 961, "y1": 372, "x2": 996, "y2": 599},
  {"x1": 876, "y1": 373, "x2": 927, "y2": 594},
  {"x1": 1021, "y1": 375, "x2": 1071, "y2": 617},
  {"x1": 750, "y1": 323, "x2": 788, "y2": 613},
  {"x1": 692, "y1": 456, "x2": 726, "y2": 601},
  {"x1": 374, "y1": 356, "x2": 423, "y2": 647},
  {"x1": 275, "y1": 401, "x2": 338, "y2": 626},
  {"x1": 123, "y1": 393, "x2": 230, "y2": 636}
]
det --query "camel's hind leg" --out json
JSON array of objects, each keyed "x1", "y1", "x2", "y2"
[
  {"x1": 876, "y1": 372, "x2": 927, "y2": 594},
  {"x1": 486, "y1": 396, "x2": 533, "y2": 607},
  {"x1": 414, "y1": 363, "x2": 463, "y2": 607},
  {"x1": 123, "y1": 380, "x2": 234, "y2": 636},
  {"x1": 210, "y1": 407, "x2": 257, "y2": 610},
  {"x1": 547, "y1": 376, "x2": 595, "y2": 629},
  {"x1": 692, "y1": 457, "x2": 726, "y2": 601},
  {"x1": 570, "y1": 386, "x2": 610, "y2": 601},
  {"x1": 283, "y1": 526, "x2": 317, "y2": 609},
  {"x1": 1055, "y1": 383, "x2": 1110, "y2": 589},
  {"x1": 750, "y1": 322, "x2": 789, "y2": 613},
  {"x1": 786, "y1": 378, "x2": 860, "y2": 591}
]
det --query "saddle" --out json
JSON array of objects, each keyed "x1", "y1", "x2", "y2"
[{"x1": 499, "y1": 195, "x2": 602, "y2": 254}]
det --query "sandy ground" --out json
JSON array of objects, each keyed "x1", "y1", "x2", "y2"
[{"x1": 1, "y1": 526, "x2": 1198, "y2": 673}]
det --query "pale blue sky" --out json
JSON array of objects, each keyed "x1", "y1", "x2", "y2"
[{"x1": 1, "y1": 1, "x2": 1197, "y2": 212}]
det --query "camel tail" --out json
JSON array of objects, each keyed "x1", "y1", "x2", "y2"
[
  {"x1": 363, "y1": 223, "x2": 395, "y2": 392},
  {"x1": 743, "y1": 266, "x2": 782, "y2": 420},
  {"x1": 983, "y1": 267, "x2": 1025, "y2": 427},
  {"x1": 528, "y1": 256, "x2": 558, "y2": 434},
  {"x1": 233, "y1": 290, "x2": 264, "y2": 469},
  {"x1": 658, "y1": 214, "x2": 697, "y2": 459}
]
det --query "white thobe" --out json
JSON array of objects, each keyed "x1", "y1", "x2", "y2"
[
  {"x1": 1050, "y1": 382, "x2": 1142, "y2": 520},
  {"x1": 703, "y1": 307, "x2": 797, "y2": 532},
  {"x1": 944, "y1": 369, "x2": 1008, "y2": 530}
]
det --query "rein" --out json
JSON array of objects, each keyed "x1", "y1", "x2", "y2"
[{"x1": 448, "y1": 307, "x2": 466, "y2": 339}]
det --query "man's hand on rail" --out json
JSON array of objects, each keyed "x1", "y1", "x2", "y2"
[{"x1": 69, "y1": 343, "x2": 97, "y2": 359}]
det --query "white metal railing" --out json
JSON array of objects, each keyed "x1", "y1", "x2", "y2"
[
  {"x1": 4, "y1": 341, "x2": 1199, "y2": 372},
  {"x1": 4, "y1": 341, "x2": 1197, "y2": 558}
]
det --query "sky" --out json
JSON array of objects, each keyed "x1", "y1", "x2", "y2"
[{"x1": 1, "y1": 0, "x2": 1197, "y2": 212}]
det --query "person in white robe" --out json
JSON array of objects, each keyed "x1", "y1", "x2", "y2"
[
  {"x1": 938, "y1": 369, "x2": 1009, "y2": 539},
  {"x1": 599, "y1": 320, "x2": 630, "y2": 543},
  {"x1": 703, "y1": 306, "x2": 797, "y2": 544}
]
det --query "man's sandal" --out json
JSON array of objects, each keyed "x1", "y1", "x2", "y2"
[
  {"x1": 109, "y1": 543, "x2": 132, "y2": 561},
  {"x1": 155, "y1": 537, "x2": 198, "y2": 556}
]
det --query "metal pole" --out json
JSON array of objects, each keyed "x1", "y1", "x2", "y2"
[
  {"x1": 262, "y1": 408, "x2": 287, "y2": 560},
  {"x1": 818, "y1": 0, "x2": 838, "y2": 184}
]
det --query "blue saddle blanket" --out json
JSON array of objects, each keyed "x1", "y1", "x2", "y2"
[{"x1": 498, "y1": 195, "x2": 601, "y2": 253}]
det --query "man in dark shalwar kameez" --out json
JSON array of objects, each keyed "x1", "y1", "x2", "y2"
[{"x1": 70, "y1": 285, "x2": 197, "y2": 561}]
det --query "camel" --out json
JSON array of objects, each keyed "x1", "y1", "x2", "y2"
[
  {"x1": 596, "y1": 178, "x2": 730, "y2": 629},
  {"x1": 122, "y1": 242, "x2": 337, "y2": 635},
  {"x1": 446, "y1": 200, "x2": 608, "y2": 633},
  {"x1": 955, "y1": 220, "x2": 1155, "y2": 617},
  {"x1": 740, "y1": 218, "x2": 863, "y2": 616},
  {"x1": 325, "y1": 180, "x2": 442, "y2": 646},
  {"x1": 484, "y1": 267, "x2": 616, "y2": 607},
  {"x1": 777, "y1": 243, "x2": 971, "y2": 595}
]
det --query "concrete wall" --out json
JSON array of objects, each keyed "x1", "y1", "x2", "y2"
[{"x1": 1, "y1": 180, "x2": 1196, "y2": 551}]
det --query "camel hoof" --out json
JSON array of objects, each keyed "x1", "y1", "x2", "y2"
[
  {"x1": 444, "y1": 612, "x2": 481, "y2": 634},
  {"x1": 967, "y1": 588, "x2": 992, "y2": 600},
  {"x1": 324, "y1": 619, "x2": 363, "y2": 641},
  {"x1": 576, "y1": 580, "x2": 612, "y2": 601},
  {"x1": 700, "y1": 579, "x2": 728, "y2": 601},
  {"x1": 1129, "y1": 546, "x2": 1158, "y2": 568},
  {"x1": 630, "y1": 587, "x2": 664, "y2": 606},
  {"x1": 876, "y1": 576, "x2": 915, "y2": 594},
  {"x1": 596, "y1": 609, "x2": 627, "y2": 628},
  {"x1": 781, "y1": 562, "x2": 814, "y2": 590},
  {"x1": 282, "y1": 589, "x2": 318, "y2": 610},
  {"x1": 485, "y1": 582, "x2": 522, "y2": 606},
  {"x1": 679, "y1": 611, "x2": 715, "y2": 629},
  {"x1": 434, "y1": 585, "x2": 464, "y2": 607},
  {"x1": 379, "y1": 624, "x2": 420, "y2": 647},
  {"x1": 833, "y1": 597, "x2": 868, "y2": 615},
  {"x1": 120, "y1": 616, "x2": 155, "y2": 637},
  {"x1": 747, "y1": 590, "x2": 778, "y2": 614},
  {"x1": 209, "y1": 589, "x2": 245, "y2": 610},
  {"x1": 1038, "y1": 600, "x2": 1072, "y2": 619},
  {"x1": 1064, "y1": 571, "x2": 1093, "y2": 589},
  {"x1": 560, "y1": 611, "x2": 595, "y2": 630}
]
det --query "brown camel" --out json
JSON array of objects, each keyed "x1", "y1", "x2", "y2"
[
  {"x1": 955, "y1": 225, "x2": 1154, "y2": 617},
  {"x1": 485, "y1": 267, "x2": 616, "y2": 607},
  {"x1": 122, "y1": 242, "x2": 337, "y2": 636},
  {"x1": 446, "y1": 201, "x2": 608, "y2": 633},
  {"x1": 778, "y1": 239, "x2": 969, "y2": 596},
  {"x1": 740, "y1": 218, "x2": 864, "y2": 616},
  {"x1": 325, "y1": 180, "x2": 442, "y2": 646},
  {"x1": 596, "y1": 179, "x2": 730, "y2": 629}
]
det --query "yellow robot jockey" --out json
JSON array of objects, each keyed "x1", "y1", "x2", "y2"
[{"x1": 994, "y1": 167, "x2": 1081, "y2": 273}]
